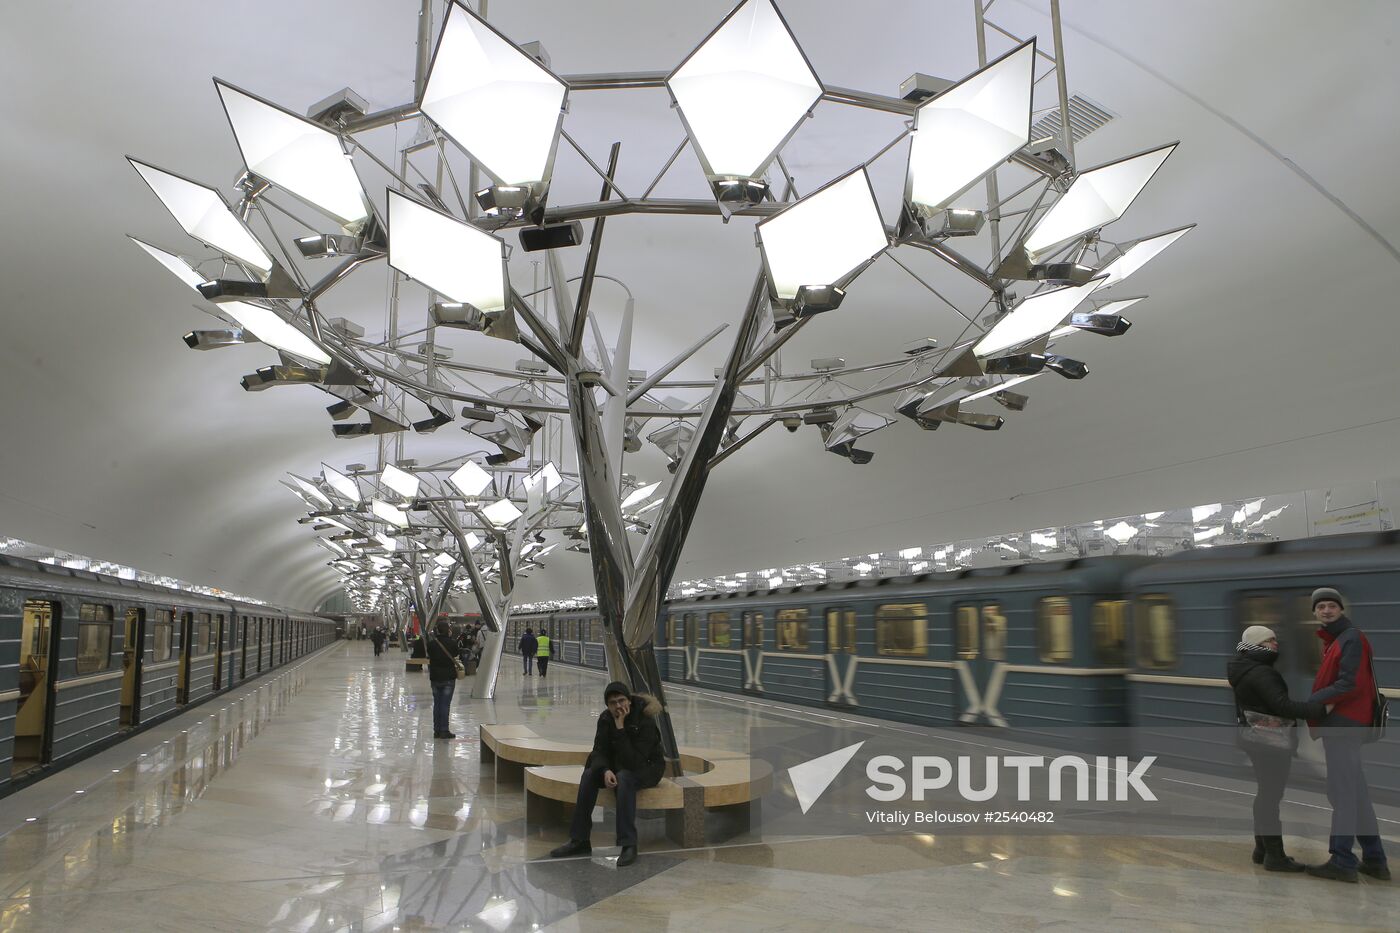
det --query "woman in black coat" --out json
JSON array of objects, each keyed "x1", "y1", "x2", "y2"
[
  {"x1": 426, "y1": 620, "x2": 459, "y2": 740},
  {"x1": 1226, "y1": 624, "x2": 1328, "y2": 872}
]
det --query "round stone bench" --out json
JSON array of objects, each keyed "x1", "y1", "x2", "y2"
[{"x1": 482, "y1": 723, "x2": 771, "y2": 847}]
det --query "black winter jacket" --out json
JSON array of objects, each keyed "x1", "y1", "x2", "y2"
[
  {"x1": 426, "y1": 633, "x2": 459, "y2": 682},
  {"x1": 1227, "y1": 653, "x2": 1327, "y2": 726},
  {"x1": 584, "y1": 693, "x2": 666, "y2": 787},
  {"x1": 519, "y1": 634, "x2": 537, "y2": 656}
]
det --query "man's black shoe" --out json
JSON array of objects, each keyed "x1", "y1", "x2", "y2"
[
  {"x1": 550, "y1": 839, "x2": 592, "y2": 858},
  {"x1": 617, "y1": 845, "x2": 637, "y2": 867},
  {"x1": 1359, "y1": 860, "x2": 1391, "y2": 881},
  {"x1": 1306, "y1": 862, "x2": 1359, "y2": 883}
]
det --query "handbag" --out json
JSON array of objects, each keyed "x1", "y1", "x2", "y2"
[
  {"x1": 1235, "y1": 701, "x2": 1294, "y2": 751},
  {"x1": 1365, "y1": 644, "x2": 1388, "y2": 744},
  {"x1": 437, "y1": 637, "x2": 467, "y2": 680}
]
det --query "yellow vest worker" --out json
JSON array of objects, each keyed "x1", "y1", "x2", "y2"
[{"x1": 536, "y1": 634, "x2": 552, "y2": 678}]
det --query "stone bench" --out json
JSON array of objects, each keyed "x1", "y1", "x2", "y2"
[{"x1": 480, "y1": 724, "x2": 771, "y2": 848}]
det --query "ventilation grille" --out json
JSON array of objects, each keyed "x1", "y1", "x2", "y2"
[{"x1": 1031, "y1": 95, "x2": 1115, "y2": 145}]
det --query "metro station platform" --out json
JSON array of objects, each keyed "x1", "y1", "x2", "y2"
[{"x1": 2, "y1": 643, "x2": 1397, "y2": 932}]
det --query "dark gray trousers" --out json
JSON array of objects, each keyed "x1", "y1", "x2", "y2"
[{"x1": 569, "y1": 766, "x2": 641, "y2": 847}]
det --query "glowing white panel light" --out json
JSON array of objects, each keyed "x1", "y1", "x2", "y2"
[
  {"x1": 375, "y1": 534, "x2": 398, "y2": 553},
  {"x1": 1105, "y1": 521, "x2": 1139, "y2": 543},
  {"x1": 974, "y1": 281, "x2": 1099, "y2": 357},
  {"x1": 1097, "y1": 225, "x2": 1193, "y2": 289},
  {"x1": 289, "y1": 475, "x2": 333, "y2": 509},
  {"x1": 434, "y1": 552, "x2": 456, "y2": 569},
  {"x1": 621, "y1": 482, "x2": 661, "y2": 510},
  {"x1": 129, "y1": 237, "x2": 331, "y2": 364},
  {"x1": 420, "y1": 3, "x2": 567, "y2": 186},
  {"x1": 1143, "y1": 511, "x2": 1166, "y2": 521},
  {"x1": 667, "y1": 0, "x2": 822, "y2": 180},
  {"x1": 1023, "y1": 144, "x2": 1177, "y2": 262},
  {"x1": 757, "y1": 167, "x2": 888, "y2": 300},
  {"x1": 1194, "y1": 526, "x2": 1224, "y2": 543},
  {"x1": 464, "y1": 532, "x2": 482, "y2": 551},
  {"x1": 482, "y1": 498, "x2": 522, "y2": 527},
  {"x1": 1031, "y1": 531, "x2": 1057, "y2": 548},
  {"x1": 448, "y1": 460, "x2": 493, "y2": 497},
  {"x1": 381, "y1": 464, "x2": 420, "y2": 499},
  {"x1": 387, "y1": 190, "x2": 507, "y2": 312},
  {"x1": 906, "y1": 40, "x2": 1035, "y2": 211},
  {"x1": 899, "y1": 547, "x2": 922, "y2": 560},
  {"x1": 214, "y1": 81, "x2": 369, "y2": 227},
  {"x1": 524, "y1": 462, "x2": 562, "y2": 494},
  {"x1": 372, "y1": 499, "x2": 410, "y2": 527},
  {"x1": 961, "y1": 373, "x2": 1042, "y2": 403},
  {"x1": 128, "y1": 158, "x2": 273, "y2": 274},
  {"x1": 322, "y1": 464, "x2": 361, "y2": 503},
  {"x1": 220, "y1": 301, "x2": 331, "y2": 364},
  {"x1": 318, "y1": 516, "x2": 353, "y2": 533}
]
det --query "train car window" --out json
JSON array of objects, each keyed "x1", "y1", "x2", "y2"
[
  {"x1": 708, "y1": 612, "x2": 732, "y2": 648},
  {"x1": 1092, "y1": 601, "x2": 1129, "y2": 666},
  {"x1": 684, "y1": 613, "x2": 698, "y2": 647},
  {"x1": 76, "y1": 604, "x2": 114, "y2": 674},
  {"x1": 984, "y1": 604, "x2": 1008, "y2": 661},
  {"x1": 1036, "y1": 598, "x2": 1072, "y2": 663},
  {"x1": 776, "y1": 608, "x2": 809, "y2": 650},
  {"x1": 876, "y1": 604, "x2": 927, "y2": 657},
  {"x1": 154, "y1": 610, "x2": 174, "y2": 661},
  {"x1": 1240, "y1": 592, "x2": 1323, "y2": 673},
  {"x1": 196, "y1": 613, "x2": 213, "y2": 654},
  {"x1": 667, "y1": 615, "x2": 679, "y2": 646},
  {"x1": 955, "y1": 606, "x2": 979, "y2": 660},
  {"x1": 826, "y1": 608, "x2": 857, "y2": 653},
  {"x1": 1135, "y1": 595, "x2": 1177, "y2": 669},
  {"x1": 742, "y1": 611, "x2": 764, "y2": 649}
]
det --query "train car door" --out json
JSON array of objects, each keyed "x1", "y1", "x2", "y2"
[
  {"x1": 256, "y1": 618, "x2": 264, "y2": 672},
  {"x1": 742, "y1": 611, "x2": 765, "y2": 693},
  {"x1": 239, "y1": 615, "x2": 248, "y2": 679},
  {"x1": 212, "y1": 614, "x2": 225, "y2": 690},
  {"x1": 121, "y1": 608, "x2": 145, "y2": 728},
  {"x1": 953, "y1": 603, "x2": 1007, "y2": 725},
  {"x1": 14, "y1": 600, "x2": 61, "y2": 774},
  {"x1": 177, "y1": 611, "x2": 193, "y2": 703},
  {"x1": 683, "y1": 613, "x2": 700, "y2": 684},
  {"x1": 825, "y1": 607, "x2": 858, "y2": 706}
]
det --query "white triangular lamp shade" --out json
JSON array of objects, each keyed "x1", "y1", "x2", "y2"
[
  {"x1": 668, "y1": 0, "x2": 822, "y2": 181},
  {"x1": 128, "y1": 236, "x2": 330, "y2": 364},
  {"x1": 1023, "y1": 143, "x2": 1178, "y2": 262},
  {"x1": 906, "y1": 40, "x2": 1035, "y2": 212},
  {"x1": 387, "y1": 190, "x2": 507, "y2": 313},
  {"x1": 756, "y1": 166, "x2": 888, "y2": 300},
  {"x1": 420, "y1": 2, "x2": 568, "y2": 187},
  {"x1": 1097, "y1": 224, "x2": 1193, "y2": 289},
  {"x1": 215, "y1": 80, "x2": 370, "y2": 228},
  {"x1": 974, "y1": 280, "x2": 1100, "y2": 358},
  {"x1": 128, "y1": 158, "x2": 274, "y2": 275}
]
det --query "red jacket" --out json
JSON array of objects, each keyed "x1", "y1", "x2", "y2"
[{"x1": 1309, "y1": 617, "x2": 1376, "y2": 727}]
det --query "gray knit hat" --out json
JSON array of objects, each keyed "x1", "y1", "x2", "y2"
[
  {"x1": 1311, "y1": 587, "x2": 1344, "y2": 610},
  {"x1": 1241, "y1": 625, "x2": 1277, "y2": 648}
]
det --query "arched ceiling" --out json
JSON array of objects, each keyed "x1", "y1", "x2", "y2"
[{"x1": 2, "y1": 1, "x2": 1398, "y2": 611}]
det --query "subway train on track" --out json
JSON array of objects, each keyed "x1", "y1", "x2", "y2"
[
  {"x1": 512, "y1": 530, "x2": 1400, "y2": 795},
  {"x1": 0, "y1": 554, "x2": 336, "y2": 797}
]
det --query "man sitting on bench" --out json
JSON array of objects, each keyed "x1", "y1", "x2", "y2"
[{"x1": 549, "y1": 681, "x2": 665, "y2": 867}]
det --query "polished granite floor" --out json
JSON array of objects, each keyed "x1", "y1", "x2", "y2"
[{"x1": 2, "y1": 642, "x2": 1397, "y2": 932}]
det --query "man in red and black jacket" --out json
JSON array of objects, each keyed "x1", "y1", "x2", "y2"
[{"x1": 1305, "y1": 587, "x2": 1389, "y2": 883}]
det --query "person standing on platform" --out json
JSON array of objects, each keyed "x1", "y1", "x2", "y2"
[
  {"x1": 519, "y1": 627, "x2": 537, "y2": 676},
  {"x1": 536, "y1": 630, "x2": 551, "y2": 678},
  {"x1": 1227, "y1": 624, "x2": 1327, "y2": 871},
  {"x1": 549, "y1": 681, "x2": 665, "y2": 867},
  {"x1": 370, "y1": 627, "x2": 386, "y2": 658},
  {"x1": 427, "y1": 620, "x2": 458, "y2": 740},
  {"x1": 1305, "y1": 587, "x2": 1389, "y2": 883}
]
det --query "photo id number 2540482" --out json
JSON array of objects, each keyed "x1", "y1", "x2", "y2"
[{"x1": 986, "y1": 811, "x2": 1055, "y2": 823}]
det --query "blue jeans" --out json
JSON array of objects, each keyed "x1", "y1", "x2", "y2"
[
  {"x1": 430, "y1": 679, "x2": 455, "y2": 734},
  {"x1": 523, "y1": 653, "x2": 533, "y2": 674},
  {"x1": 1323, "y1": 732, "x2": 1386, "y2": 868},
  {"x1": 568, "y1": 766, "x2": 641, "y2": 847}
]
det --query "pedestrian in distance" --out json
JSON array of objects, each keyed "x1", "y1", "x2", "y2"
[
  {"x1": 427, "y1": 620, "x2": 459, "y2": 740},
  {"x1": 549, "y1": 682, "x2": 665, "y2": 867},
  {"x1": 370, "y1": 627, "x2": 386, "y2": 658},
  {"x1": 520, "y1": 627, "x2": 537, "y2": 675},
  {"x1": 536, "y1": 630, "x2": 551, "y2": 678},
  {"x1": 1305, "y1": 587, "x2": 1390, "y2": 883},
  {"x1": 1227, "y1": 624, "x2": 1328, "y2": 871}
]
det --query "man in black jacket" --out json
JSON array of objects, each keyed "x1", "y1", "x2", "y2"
[
  {"x1": 549, "y1": 681, "x2": 666, "y2": 867},
  {"x1": 519, "y1": 628, "x2": 537, "y2": 676}
]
